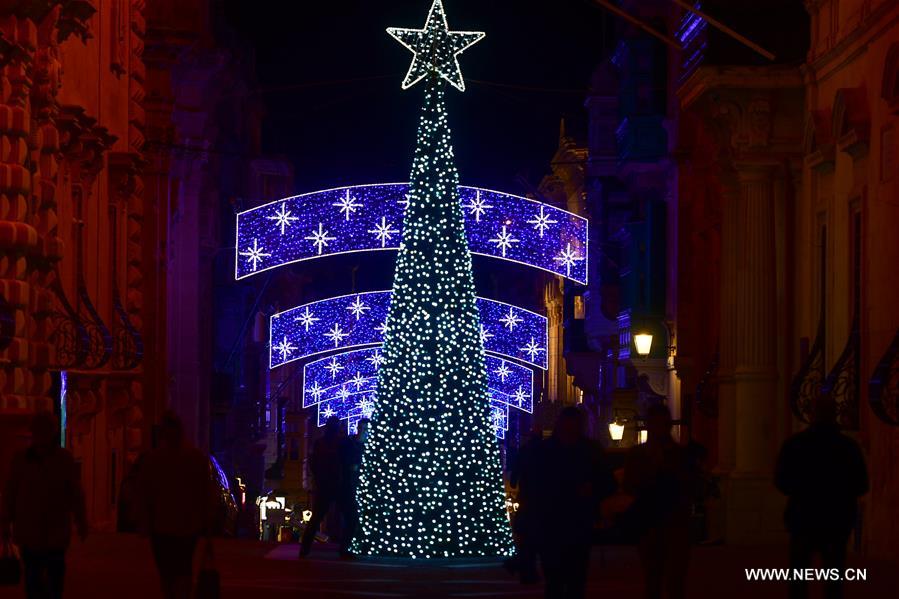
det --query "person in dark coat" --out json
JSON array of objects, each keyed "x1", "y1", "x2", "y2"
[
  {"x1": 623, "y1": 404, "x2": 696, "y2": 599},
  {"x1": 535, "y1": 407, "x2": 616, "y2": 599},
  {"x1": 1, "y1": 412, "x2": 87, "y2": 599},
  {"x1": 339, "y1": 418, "x2": 369, "y2": 557},
  {"x1": 775, "y1": 397, "x2": 868, "y2": 599},
  {"x1": 300, "y1": 416, "x2": 346, "y2": 556}
]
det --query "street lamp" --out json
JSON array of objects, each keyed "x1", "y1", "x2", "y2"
[
  {"x1": 634, "y1": 332, "x2": 653, "y2": 358},
  {"x1": 608, "y1": 420, "x2": 625, "y2": 441}
]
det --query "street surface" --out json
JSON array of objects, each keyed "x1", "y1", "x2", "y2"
[{"x1": 0, "y1": 533, "x2": 895, "y2": 598}]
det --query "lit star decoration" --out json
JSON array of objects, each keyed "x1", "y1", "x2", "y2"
[
  {"x1": 239, "y1": 238, "x2": 271, "y2": 272},
  {"x1": 463, "y1": 189, "x2": 492, "y2": 222},
  {"x1": 369, "y1": 217, "x2": 400, "y2": 248},
  {"x1": 234, "y1": 184, "x2": 588, "y2": 284},
  {"x1": 554, "y1": 242, "x2": 585, "y2": 277},
  {"x1": 355, "y1": 3, "x2": 513, "y2": 557},
  {"x1": 527, "y1": 205, "x2": 558, "y2": 238},
  {"x1": 272, "y1": 336, "x2": 296, "y2": 361},
  {"x1": 305, "y1": 223, "x2": 336, "y2": 255},
  {"x1": 269, "y1": 292, "x2": 548, "y2": 369},
  {"x1": 520, "y1": 337, "x2": 546, "y2": 362},
  {"x1": 386, "y1": 0, "x2": 485, "y2": 93},
  {"x1": 267, "y1": 202, "x2": 299, "y2": 235},
  {"x1": 333, "y1": 189, "x2": 363, "y2": 220},
  {"x1": 489, "y1": 225, "x2": 519, "y2": 258},
  {"x1": 303, "y1": 348, "x2": 533, "y2": 413}
]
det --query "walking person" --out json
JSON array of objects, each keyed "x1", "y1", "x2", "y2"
[
  {"x1": 300, "y1": 416, "x2": 345, "y2": 557},
  {"x1": 138, "y1": 411, "x2": 217, "y2": 599},
  {"x1": 0, "y1": 412, "x2": 87, "y2": 599},
  {"x1": 775, "y1": 397, "x2": 868, "y2": 599},
  {"x1": 534, "y1": 407, "x2": 615, "y2": 599},
  {"x1": 339, "y1": 418, "x2": 369, "y2": 557},
  {"x1": 623, "y1": 404, "x2": 696, "y2": 599}
]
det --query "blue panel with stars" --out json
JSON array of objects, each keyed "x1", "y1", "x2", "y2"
[
  {"x1": 271, "y1": 291, "x2": 548, "y2": 369},
  {"x1": 303, "y1": 348, "x2": 533, "y2": 413},
  {"x1": 235, "y1": 183, "x2": 588, "y2": 285}
]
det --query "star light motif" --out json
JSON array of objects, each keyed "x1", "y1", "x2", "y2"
[
  {"x1": 267, "y1": 202, "x2": 299, "y2": 235},
  {"x1": 350, "y1": 372, "x2": 367, "y2": 391},
  {"x1": 554, "y1": 243, "x2": 585, "y2": 277},
  {"x1": 494, "y1": 362, "x2": 511, "y2": 383},
  {"x1": 489, "y1": 225, "x2": 520, "y2": 258},
  {"x1": 375, "y1": 321, "x2": 389, "y2": 336},
  {"x1": 386, "y1": 0, "x2": 485, "y2": 92},
  {"x1": 294, "y1": 307, "x2": 320, "y2": 332},
  {"x1": 306, "y1": 381, "x2": 324, "y2": 403},
  {"x1": 359, "y1": 397, "x2": 375, "y2": 418},
  {"x1": 272, "y1": 336, "x2": 297, "y2": 361},
  {"x1": 527, "y1": 205, "x2": 558, "y2": 238},
  {"x1": 480, "y1": 325, "x2": 494, "y2": 345},
  {"x1": 336, "y1": 386, "x2": 351, "y2": 401},
  {"x1": 347, "y1": 296, "x2": 371, "y2": 320},
  {"x1": 399, "y1": 193, "x2": 412, "y2": 210},
  {"x1": 499, "y1": 307, "x2": 523, "y2": 331},
  {"x1": 368, "y1": 216, "x2": 401, "y2": 248},
  {"x1": 322, "y1": 406, "x2": 336, "y2": 419},
  {"x1": 333, "y1": 189, "x2": 363, "y2": 221},
  {"x1": 463, "y1": 190, "x2": 493, "y2": 223},
  {"x1": 366, "y1": 350, "x2": 385, "y2": 367},
  {"x1": 520, "y1": 337, "x2": 546, "y2": 362},
  {"x1": 305, "y1": 223, "x2": 336, "y2": 255},
  {"x1": 325, "y1": 357, "x2": 345, "y2": 379},
  {"x1": 239, "y1": 238, "x2": 271, "y2": 272},
  {"x1": 324, "y1": 323, "x2": 349, "y2": 347},
  {"x1": 514, "y1": 386, "x2": 529, "y2": 407}
]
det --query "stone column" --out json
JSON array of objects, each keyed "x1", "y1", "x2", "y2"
[{"x1": 717, "y1": 175, "x2": 739, "y2": 473}]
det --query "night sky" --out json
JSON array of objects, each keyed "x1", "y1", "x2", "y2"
[{"x1": 221, "y1": 0, "x2": 612, "y2": 195}]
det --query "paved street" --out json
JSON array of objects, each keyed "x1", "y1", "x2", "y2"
[{"x1": 1, "y1": 533, "x2": 896, "y2": 598}]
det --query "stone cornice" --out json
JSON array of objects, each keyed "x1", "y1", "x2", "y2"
[{"x1": 678, "y1": 65, "x2": 803, "y2": 112}]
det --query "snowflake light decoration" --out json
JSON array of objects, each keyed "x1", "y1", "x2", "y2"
[
  {"x1": 270, "y1": 291, "x2": 548, "y2": 369},
  {"x1": 235, "y1": 184, "x2": 588, "y2": 284},
  {"x1": 267, "y1": 202, "x2": 299, "y2": 235}
]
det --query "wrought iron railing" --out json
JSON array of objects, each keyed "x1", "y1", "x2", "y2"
[
  {"x1": 46, "y1": 275, "x2": 90, "y2": 369},
  {"x1": 77, "y1": 282, "x2": 113, "y2": 370},
  {"x1": 111, "y1": 289, "x2": 143, "y2": 370},
  {"x1": 695, "y1": 352, "x2": 719, "y2": 418},
  {"x1": 789, "y1": 317, "x2": 825, "y2": 424},
  {"x1": 869, "y1": 328, "x2": 899, "y2": 427},
  {"x1": 822, "y1": 317, "x2": 860, "y2": 430}
]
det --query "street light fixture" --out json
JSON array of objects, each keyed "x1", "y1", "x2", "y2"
[
  {"x1": 634, "y1": 332, "x2": 653, "y2": 358},
  {"x1": 608, "y1": 420, "x2": 625, "y2": 441}
]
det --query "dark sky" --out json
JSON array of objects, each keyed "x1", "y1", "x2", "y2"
[{"x1": 221, "y1": 0, "x2": 612, "y2": 195}]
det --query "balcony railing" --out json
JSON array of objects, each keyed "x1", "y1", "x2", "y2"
[
  {"x1": 822, "y1": 317, "x2": 860, "y2": 430},
  {"x1": 869, "y1": 328, "x2": 899, "y2": 427}
]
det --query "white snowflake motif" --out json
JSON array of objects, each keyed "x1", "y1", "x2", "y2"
[
  {"x1": 554, "y1": 242, "x2": 585, "y2": 277},
  {"x1": 305, "y1": 223, "x2": 337, "y2": 255},
  {"x1": 527, "y1": 205, "x2": 559, "y2": 238},
  {"x1": 239, "y1": 238, "x2": 271, "y2": 272},
  {"x1": 480, "y1": 325, "x2": 494, "y2": 345},
  {"x1": 321, "y1": 406, "x2": 336, "y2": 420},
  {"x1": 272, "y1": 335, "x2": 297, "y2": 361},
  {"x1": 349, "y1": 372, "x2": 367, "y2": 391},
  {"x1": 346, "y1": 296, "x2": 371, "y2": 320},
  {"x1": 336, "y1": 386, "x2": 351, "y2": 401},
  {"x1": 266, "y1": 202, "x2": 299, "y2": 235},
  {"x1": 494, "y1": 362, "x2": 512, "y2": 383},
  {"x1": 489, "y1": 225, "x2": 520, "y2": 258},
  {"x1": 324, "y1": 323, "x2": 349, "y2": 347},
  {"x1": 514, "y1": 386, "x2": 529, "y2": 407},
  {"x1": 324, "y1": 357, "x2": 344, "y2": 379},
  {"x1": 359, "y1": 397, "x2": 375, "y2": 418},
  {"x1": 375, "y1": 321, "x2": 388, "y2": 336},
  {"x1": 462, "y1": 190, "x2": 493, "y2": 223},
  {"x1": 333, "y1": 189, "x2": 363, "y2": 221},
  {"x1": 491, "y1": 408, "x2": 506, "y2": 427},
  {"x1": 366, "y1": 350, "x2": 385, "y2": 367},
  {"x1": 499, "y1": 307, "x2": 523, "y2": 331},
  {"x1": 294, "y1": 307, "x2": 320, "y2": 332},
  {"x1": 398, "y1": 193, "x2": 411, "y2": 210},
  {"x1": 368, "y1": 216, "x2": 400, "y2": 248},
  {"x1": 306, "y1": 381, "x2": 324, "y2": 403},
  {"x1": 520, "y1": 337, "x2": 546, "y2": 362}
]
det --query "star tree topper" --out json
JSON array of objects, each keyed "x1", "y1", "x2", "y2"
[{"x1": 387, "y1": 0, "x2": 485, "y2": 92}]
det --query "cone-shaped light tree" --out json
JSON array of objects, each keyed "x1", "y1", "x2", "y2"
[{"x1": 353, "y1": 0, "x2": 514, "y2": 558}]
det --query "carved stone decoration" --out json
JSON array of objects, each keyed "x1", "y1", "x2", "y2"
[
  {"x1": 832, "y1": 85, "x2": 870, "y2": 159},
  {"x1": 57, "y1": 0, "x2": 97, "y2": 43},
  {"x1": 747, "y1": 97, "x2": 772, "y2": 148}
]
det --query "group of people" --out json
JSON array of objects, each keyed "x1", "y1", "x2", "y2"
[{"x1": 0, "y1": 395, "x2": 868, "y2": 599}]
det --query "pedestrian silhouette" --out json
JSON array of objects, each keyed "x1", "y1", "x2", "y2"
[
  {"x1": 534, "y1": 407, "x2": 615, "y2": 599},
  {"x1": 623, "y1": 404, "x2": 695, "y2": 599},
  {"x1": 775, "y1": 397, "x2": 868, "y2": 599},
  {"x1": 505, "y1": 426, "x2": 542, "y2": 584},
  {"x1": 300, "y1": 416, "x2": 346, "y2": 557},
  {"x1": 0, "y1": 412, "x2": 87, "y2": 599},
  {"x1": 338, "y1": 418, "x2": 369, "y2": 557},
  {"x1": 138, "y1": 410, "x2": 217, "y2": 599}
]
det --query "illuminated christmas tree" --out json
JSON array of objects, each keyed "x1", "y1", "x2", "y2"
[{"x1": 353, "y1": 0, "x2": 514, "y2": 558}]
